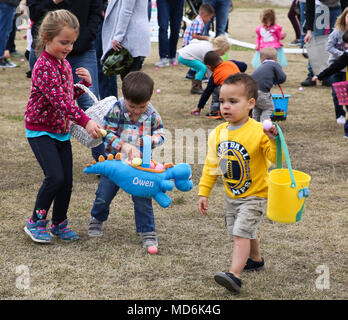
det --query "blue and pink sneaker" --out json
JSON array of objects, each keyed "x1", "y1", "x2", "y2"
[
  {"x1": 24, "y1": 217, "x2": 52, "y2": 243},
  {"x1": 49, "y1": 219, "x2": 79, "y2": 241}
]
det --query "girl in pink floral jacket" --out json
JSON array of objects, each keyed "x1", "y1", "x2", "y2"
[
  {"x1": 252, "y1": 8, "x2": 288, "y2": 69},
  {"x1": 24, "y1": 10, "x2": 101, "y2": 244}
]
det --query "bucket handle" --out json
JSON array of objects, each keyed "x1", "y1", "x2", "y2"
[
  {"x1": 278, "y1": 84, "x2": 285, "y2": 99},
  {"x1": 275, "y1": 123, "x2": 296, "y2": 188}
]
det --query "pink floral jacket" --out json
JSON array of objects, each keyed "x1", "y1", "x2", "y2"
[
  {"x1": 255, "y1": 24, "x2": 284, "y2": 51},
  {"x1": 25, "y1": 50, "x2": 90, "y2": 134}
]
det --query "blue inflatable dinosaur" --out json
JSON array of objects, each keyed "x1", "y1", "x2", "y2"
[{"x1": 83, "y1": 137, "x2": 193, "y2": 208}]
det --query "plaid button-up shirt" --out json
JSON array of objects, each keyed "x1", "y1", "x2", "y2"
[
  {"x1": 182, "y1": 15, "x2": 205, "y2": 47},
  {"x1": 103, "y1": 98, "x2": 165, "y2": 155}
]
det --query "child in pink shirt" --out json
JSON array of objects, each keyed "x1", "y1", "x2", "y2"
[
  {"x1": 24, "y1": 10, "x2": 101, "y2": 244},
  {"x1": 252, "y1": 8, "x2": 288, "y2": 69}
]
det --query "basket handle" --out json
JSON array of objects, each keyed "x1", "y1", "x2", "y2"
[
  {"x1": 275, "y1": 123, "x2": 296, "y2": 188},
  {"x1": 74, "y1": 83, "x2": 98, "y2": 104}
]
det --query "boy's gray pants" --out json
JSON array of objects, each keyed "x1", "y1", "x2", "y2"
[
  {"x1": 210, "y1": 85, "x2": 221, "y2": 112},
  {"x1": 252, "y1": 90, "x2": 274, "y2": 122}
]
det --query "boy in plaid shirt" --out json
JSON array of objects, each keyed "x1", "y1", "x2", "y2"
[
  {"x1": 182, "y1": 3, "x2": 215, "y2": 80},
  {"x1": 88, "y1": 71, "x2": 165, "y2": 254},
  {"x1": 182, "y1": 3, "x2": 215, "y2": 47}
]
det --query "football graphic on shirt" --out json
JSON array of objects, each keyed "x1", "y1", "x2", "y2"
[{"x1": 218, "y1": 141, "x2": 252, "y2": 196}]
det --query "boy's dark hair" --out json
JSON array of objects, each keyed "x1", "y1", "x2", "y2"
[
  {"x1": 343, "y1": 29, "x2": 348, "y2": 43},
  {"x1": 199, "y1": 3, "x2": 215, "y2": 15},
  {"x1": 223, "y1": 73, "x2": 258, "y2": 101},
  {"x1": 204, "y1": 50, "x2": 221, "y2": 67},
  {"x1": 122, "y1": 71, "x2": 154, "y2": 103}
]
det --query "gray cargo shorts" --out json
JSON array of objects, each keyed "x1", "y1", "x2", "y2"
[{"x1": 225, "y1": 195, "x2": 267, "y2": 239}]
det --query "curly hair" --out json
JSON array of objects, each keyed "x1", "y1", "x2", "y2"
[{"x1": 223, "y1": 73, "x2": 258, "y2": 101}]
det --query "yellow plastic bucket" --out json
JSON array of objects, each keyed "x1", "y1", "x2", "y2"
[{"x1": 266, "y1": 124, "x2": 311, "y2": 223}]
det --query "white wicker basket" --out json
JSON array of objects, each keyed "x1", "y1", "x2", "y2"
[{"x1": 70, "y1": 84, "x2": 117, "y2": 148}]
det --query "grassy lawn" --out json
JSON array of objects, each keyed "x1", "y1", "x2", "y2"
[{"x1": 0, "y1": 2, "x2": 347, "y2": 301}]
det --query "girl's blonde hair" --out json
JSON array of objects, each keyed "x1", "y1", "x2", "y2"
[
  {"x1": 335, "y1": 7, "x2": 348, "y2": 31},
  {"x1": 210, "y1": 35, "x2": 230, "y2": 55},
  {"x1": 36, "y1": 9, "x2": 79, "y2": 56},
  {"x1": 260, "y1": 8, "x2": 276, "y2": 26}
]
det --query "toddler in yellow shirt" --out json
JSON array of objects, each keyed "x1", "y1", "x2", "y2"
[{"x1": 197, "y1": 73, "x2": 279, "y2": 293}]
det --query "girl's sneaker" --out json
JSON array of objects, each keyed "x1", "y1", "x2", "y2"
[
  {"x1": 24, "y1": 218, "x2": 52, "y2": 243},
  {"x1": 50, "y1": 219, "x2": 79, "y2": 241}
]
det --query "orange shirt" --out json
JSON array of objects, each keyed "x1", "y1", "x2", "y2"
[{"x1": 213, "y1": 61, "x2": 240, "y2": 85}]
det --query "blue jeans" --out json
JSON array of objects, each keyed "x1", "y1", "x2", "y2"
[
  {"x1": 330, "y1": 71, "x2": 348, "y2": 119},
  {"x1": 307, "y1": 4, "x2": 341, "y2": 77},
  {"x1": 28, "y1": 136, "x2": 73, "y2": 225},
  {"x1": 157, "y1": 0, "x2": 185, "y2": 59},
  {"x1": 203, "y1": 0, "x2": 230, "y2": 37},
  {"x1": 0, "y1": 4, "x2": 16, "y2": 57},
  {"x1": 29, "y1": 46, "x2": 37, "y2": 71},
  {"x1": 299, "y1": 1, "x2": 306, "y2": 48},
  {"x1": 66, "y1": 49, "x2": 99, "y2": 110},
  {"x1": 91, "y1": 175, "x2": 156, "y2": 233},
  {"x1": 95, "y1": 23, "x2": 118, "y2": 100}
]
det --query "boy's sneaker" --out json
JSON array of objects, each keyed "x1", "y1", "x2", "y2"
[
  {"x1": 155, "y1": 58, "x2": 170, "y2": 68},
  {"x1": 0, "y1": 58, "x2": 17, "y2": 68},
  {"x1": 24, "y1": 218, "x2": 52, "y2": 243},
  {"x1": 185, "y1": 69, "x2": 196, "y2": 80},
  {"x1": 50, "y1": 219, "x2": 78, "y2": 241},
  {"x1": 185, "y1": 73, "x2": 195, "y2": 80},
  {"x1": 141, "y1": 231, "x2": 158, "y2": 254},
  {"x1": 205, "y1": 111, "x2": 222, "y2": 119},
  {"x1": 88, "y1": 217, "x2": 103, "y2": 237},
  {"x1": 243, "y1": 257, "x2": 265, "y2": 272},
  {"x1": 202, "y1": 76, "x2": 209, "y2": 83},
  {"x1": 336, "y1": 115, "x2": 346, "y2": 125},
  {"x1": 214, "y1": 272, "x2": 242, "y2": 293}
]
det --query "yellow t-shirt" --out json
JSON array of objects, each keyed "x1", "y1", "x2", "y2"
[{"x1": 199, "y1": 118, "x2": 277, "y2": 199}]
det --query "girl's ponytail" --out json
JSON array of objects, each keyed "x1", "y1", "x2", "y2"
[{"x1": 36, "y1": 9, "x2": 79, "y2": 57}]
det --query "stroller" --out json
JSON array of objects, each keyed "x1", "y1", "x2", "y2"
[{"x1": 184, "y1": 0, "x2": 202, "y2": 21}]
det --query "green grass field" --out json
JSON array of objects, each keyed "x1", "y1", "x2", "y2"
[{"x1": 0, "y1": 2, "x2": 347, "y2": 301}]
